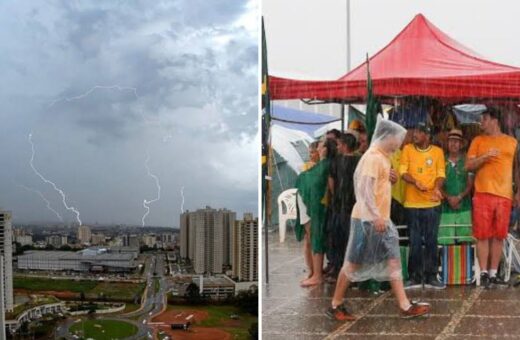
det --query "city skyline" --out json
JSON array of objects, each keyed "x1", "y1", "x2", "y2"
[{"x1": 0, "y1": 0, "x2": 258, "y2": 227}]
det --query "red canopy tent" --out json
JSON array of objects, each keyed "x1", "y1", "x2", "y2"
[{"x1": 269, "y1": 14, "x2": 520, "y2": 103}]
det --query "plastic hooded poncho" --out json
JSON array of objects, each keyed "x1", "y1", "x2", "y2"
[{"x1": 341, "y1": 116, "x2": 408, "y2": 282}]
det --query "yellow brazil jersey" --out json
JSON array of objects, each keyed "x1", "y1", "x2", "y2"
[
  {"x1": 399, "y1": 143, "x2": 446, "y2": 208},
  {"x1": 390, "y1": 149, "x2": 406, "y2": 204}
]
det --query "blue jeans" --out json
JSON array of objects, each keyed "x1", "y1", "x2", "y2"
[{"x1": 406, "y1": 206, "x2": 441, "y2": 282}]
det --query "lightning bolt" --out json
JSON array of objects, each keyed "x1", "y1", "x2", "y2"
[
  {"x1": 28, "y1": 133, "x2": 82, "y2": 225},
  {"x1": 47, "y1": 85, "x2": 157, "y2": 126},
  {"x1": 48, "y1": 85, "x2": 139, "y2": 108},
  {"x1": 142, "y1": 155, "x2": 161, "y2": 227},
  {"x1": 16, "y1": 183, "x2": 64, "y2": 222},
  {"x1": 180, "y1": 186, "x2": 185, "y2": 213}
]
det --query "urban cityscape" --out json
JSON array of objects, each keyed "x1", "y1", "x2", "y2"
[{"x1": 1, "y1": 207, "x2": 258, "y2": 339}]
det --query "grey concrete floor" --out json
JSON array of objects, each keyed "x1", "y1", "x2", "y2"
[{"x1": 262, "y1": 230, "x2": 520, "y2": 339}]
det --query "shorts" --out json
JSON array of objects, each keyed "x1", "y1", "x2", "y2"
[
  {"x1": 346, "y1": 218, "x2": 400, "y2": 265},
  {"x1": 297, "y1": 193, "x2": 310, "y2": 225},
  {"x1": 472, "y1": 192, "x2": 512, "y2": 240}
]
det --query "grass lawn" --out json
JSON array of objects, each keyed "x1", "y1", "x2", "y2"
[
  {"x1": 70, "y1": 319, "x2": 138, "y2": 339},
  {"x1": 88, "y1": 282, "x2": 145, "y2": 301},
  {"x1": 14, "y1": 277, "x2": 145, "y2": 303},
  {"x1": 14, "y1": 277, "x2": 98, "y2": 293},
  {"x1": 154, "y1": 278, "x2": 160, "y2": 294},
  {"x1": 119, "y1": 303, "x2": 140, "y2": 314},
  {"x1": 166, "y1": 305, "x2": 257, "y2": 340}
]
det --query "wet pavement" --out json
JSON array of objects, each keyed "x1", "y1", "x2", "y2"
[{"x1": 262, "y1": 231, "x2": 520, "y2": 339}]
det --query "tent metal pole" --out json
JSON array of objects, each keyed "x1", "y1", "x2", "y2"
[
  {"x1": 341, "y1": 103, "x2": 346, "y2": 131},
  {"x1": 346, "y1": 0, "x2": 351, "y2": 72}
]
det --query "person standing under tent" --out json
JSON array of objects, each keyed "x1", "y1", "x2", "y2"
[
  {"x1": 324, "y1": 132, "x2": 360, "y2": 282},
  {"x1": 465, "y1": 107, "x2": 519, "y2": 288},
  {"x1": 327, "y1": 117, "x2": 430, "y2": 321},
  {"x1": 302, "y1": 141, "x2": 320, "y2": 172},
  {"x1": 400, "y1": 122, "x2": 446, "y2": 289},
  {"x1": 295, "y1": 139, "x2": 333, "y2": 287},
  {"x1": 438, "y1": 129, "x2": 474, "y2": 245}
]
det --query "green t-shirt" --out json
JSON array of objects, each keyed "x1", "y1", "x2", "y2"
[{"x1": 442, "y1": 155, "x2": 471, "y2": 214}]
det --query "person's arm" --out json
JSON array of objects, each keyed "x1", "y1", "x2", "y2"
[
  {"x1": 514, "y1": 145, "x2": 520, "y2": 206},
  {"x1": 402, "y1": 173, "x2": 427, "y2": 191},
  {"x1": 359, "y1": 176, "x2": 386, "y2": 233},
  {"x1": 328, "y1": 176, "x2": 335, "y2": 196},
  {"x1": 465, "y1": 152, "x2": 496, "y2": 171},
  {"x1": 433, "y1": 150, "x2": 446, "y2": 201},
  {"x1": 465, "y1": 137, "x2": 498, "y2": 171}
]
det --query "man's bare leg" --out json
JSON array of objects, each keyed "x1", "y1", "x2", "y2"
[
  {"x1": 301, "y1": 223, "x2": 313, "y2": 283},
  {"x1": 476, "y1": 239, "x2": 490, "y2": 272},
  {"x1": 490, "y1": 237, "x2": 504, "y2": 274},
  {"x1": 302, "y1": 253, "x2": 324, "y2": 286},
  {"x1": 387, "y1": 259, "x2": 411, "y2": 310},
  {"x1": 331, "y1": 270, "x2": 351, "y2": 307}
]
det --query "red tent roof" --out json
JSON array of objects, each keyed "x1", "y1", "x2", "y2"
[{"x1": 269, "y1": 14, "x2": 520, "y2": 102}]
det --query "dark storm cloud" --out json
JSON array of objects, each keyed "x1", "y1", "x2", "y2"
[{"x1": 0, "y1": 0, "x2": 258, "y2": 226}]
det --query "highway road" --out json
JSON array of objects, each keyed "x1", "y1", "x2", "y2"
[{"x1": 56, "y1": 252, "x2": 170, "y2": 339}]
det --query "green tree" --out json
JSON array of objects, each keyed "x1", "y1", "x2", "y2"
[
  {"x1": 234, "y1": 290, "x2": 258, "y2": 316},
  {"x1": 248, "y1": 322, "x2": 258, "y2": 340},
  {"x1": 185, "y1": 283, "x2": 201, "y2": 305}
]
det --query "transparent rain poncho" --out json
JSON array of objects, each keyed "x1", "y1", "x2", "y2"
[{"x1": 342, "y1": 116, "x2": 407, "y2": 282}]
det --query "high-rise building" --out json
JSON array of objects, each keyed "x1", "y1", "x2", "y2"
[
  {"x1": 0, "y1": 210, "x2": 14, "y2": 313},
  {"x1": 143, "y1": 234, "x2": 157, "y2": 248},
  {"x1": 180, "y1": 212, "x2": 189, "y2": 258},
  {"x1": 0, "y1": 255, "x2": 5, "y2": 340},
  {"x1": 222, "y1": 210, "x2": 236, "y2": 267},
  {"x1": 77, "y1": 225, "x2": 92, "y2": 244},
  {"x1": 90, "y1": 233, "x2": 106, "y2": 245},
  {"x1": 15, "y1": 234, "x2": 33, "y2": 246},
  {"x1": 232, "y1": 213, "x2": 258, "y2": 282},
  {"x1": 46, "y1": 235, "x2": 68, "y2": 248},
  {"x1": 180, "y1": 207, "x2": 235, "y2": 274}
]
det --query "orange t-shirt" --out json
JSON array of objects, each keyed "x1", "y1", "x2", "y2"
[
  {"x1": 351, "y1": 147, "x2": 391, "y2": 220},
  {"x1": 466, "y1": 134, "x2": 517, "y2": 200}
]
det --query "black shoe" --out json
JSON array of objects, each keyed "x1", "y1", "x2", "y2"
[
  {"x1": 425, "y1": 277, "x2": 446, "y2": 290},
  {"x1": 480, "y1": 272, "x2": 491, "y2": 289},
  {"x1": 404, "y1": 278, "x2": 422, "y2": 290},
  {"x1": 490, "y1": 275, "x2": 509, "y2": 288}
]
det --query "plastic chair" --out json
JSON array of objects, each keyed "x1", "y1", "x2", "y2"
[
  {"x1": 502, "y1": 233, "x2": 520, "y2": 283},
  {"x1": 277, "y1": 188, "x2": 297, "y2": 243}
]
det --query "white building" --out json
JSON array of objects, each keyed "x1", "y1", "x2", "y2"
[
  {"x1": 143, "y1": 234, "x2": 157, "y2": 248},
  {"x1": 15, "y1": 234, "x2": 33, "y2": 247},
  {"x1": 77, "y1": 225, "x2": 91, "y2": 244},
  {"x1": 90, "y1": 233, "x2": 106, "y2": 245},
  {"x1": 0, "y1": 210, "x2": 13, "y2": 312},
  {"x1": 46, "y1": 235, "x2": 68, "y2": 248},
  {"x1": 232, "y1": 213, "x2": 258, "y2": 282},
  {"x1": 180, "y1": 207, "x2": 235, "y2": 274},
  {"x1": 17, "y1": 248, "x2": 136, "y2": 272}
]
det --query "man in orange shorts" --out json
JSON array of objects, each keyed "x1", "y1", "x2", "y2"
[{"x1": 466, "y1": 107, "x2": 520, "y2": 288}]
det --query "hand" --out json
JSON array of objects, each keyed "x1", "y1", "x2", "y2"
[
  {"x1": 447, "y1": 196, "x2": 461, "y2": 209},
  {"x1": 485, "y1": 148, "x2": 500, "y2": 159},
  {"x1": 415, "y1": 181, "x2": 428, "y2": 191},
  {"x1": 389, "y1": 169, "x2": 398, "y2": 184},
  {"x1": 374, "y1": 218, "x2": 386, "y2": 233},
  {"x1": 431, "y1": 188, "x2": 443, "y2": 202}
]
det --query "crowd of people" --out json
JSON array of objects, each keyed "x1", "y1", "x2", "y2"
[{"x1": 293, "y1": 107, "x2": 520, "y2": 320}]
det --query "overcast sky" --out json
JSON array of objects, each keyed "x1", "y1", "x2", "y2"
[
  {"x1": 263, "y1": 0, "x2": 520, "y2": 79},
  {"x1": 0, "y1": 1, "x2": 258, "y2": 227}
]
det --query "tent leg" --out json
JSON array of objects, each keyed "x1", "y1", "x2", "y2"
[{"x1": 341, "y1": 103, "x2": 346, "y2": 131}]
